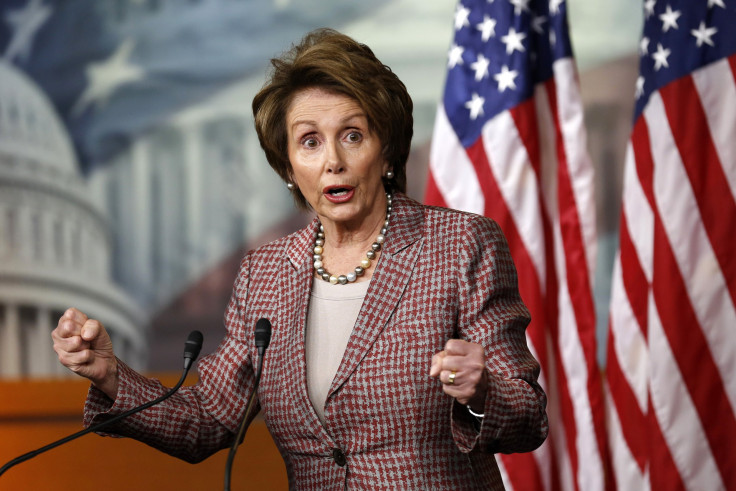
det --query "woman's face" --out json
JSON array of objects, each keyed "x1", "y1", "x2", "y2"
[{"x1": 286, "y1": 87, "x2": 389, "y2": 232}]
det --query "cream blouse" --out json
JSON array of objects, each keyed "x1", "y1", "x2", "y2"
[{"x1": 305, "y1": 279, "x2": 369, "y2": 424}]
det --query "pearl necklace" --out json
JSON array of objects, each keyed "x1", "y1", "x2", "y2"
[{"x1": 313, "y1": 193, "x2": 392, "y2": 285}]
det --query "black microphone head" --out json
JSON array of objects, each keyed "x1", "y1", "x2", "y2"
[
  {"x1": 183, "y1": 330, "x2": 204, "y2": 365},
  {"x1": 254, "y1": 318, "x2": 272, "y2": 351}
]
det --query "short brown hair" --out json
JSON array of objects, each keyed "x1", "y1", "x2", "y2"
[{"x1": 252, "y1": 28, "x2": 413, "y2": 209}]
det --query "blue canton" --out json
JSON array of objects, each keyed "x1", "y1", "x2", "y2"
[
  {"x1": 443, "y1": 0, "x2": 574, "y2": 148},
  {"x1": 634, "y1": 0, "x2": 736, "y2": 119}
]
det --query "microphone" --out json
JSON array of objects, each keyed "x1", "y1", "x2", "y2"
[
  {"x1": 0, "y1": 330, "x2": 204, "y2": 478},
  {"x1": 223, "y1": 318, "x2": 272, "y2": 491},
  {"x1": 254, "y1": 317, "x2": 272, "y2": 356},
  {"x1": 184, "y1": 330, "x2": 204, "y2": 370}
]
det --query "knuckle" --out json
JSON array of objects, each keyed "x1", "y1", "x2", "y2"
[
  {"x1": 78, "y1": 349, "x2": 92, "y2": 364},
  {"x1": 86, "y1": 319, "x2": 104, "y2": 334},
  {"x1": 57, "y1": 351, "x2": 72, "y2": 366},
  {"x1": 52, "y1": 338, "x2": 65, "y2": 353},
  {"x1": 70, "y1": 307, "x2": 87, "y2": 321},
  {"x1": 64, "y1": 308, "x2": 81, "y2": 323},
  {"x1": 59, "y1": 319, "x2": 77, "y2": 336},
  {"x1": 65, "y1": 336, "x2": 79, "y2": 351}
]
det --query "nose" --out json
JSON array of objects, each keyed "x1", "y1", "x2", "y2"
[{"x1": 325, "y1": 140, "x2": 345, "y2": 174}]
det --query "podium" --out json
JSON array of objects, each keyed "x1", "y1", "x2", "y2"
[{"x1": 0, "y1": 376, "x2": 288, "y2": 490}]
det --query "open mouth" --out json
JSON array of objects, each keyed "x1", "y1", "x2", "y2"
[{"x1": 323, "y1": 185, "x2": 355, "y2": 202}]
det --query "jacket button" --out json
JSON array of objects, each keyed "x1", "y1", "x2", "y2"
[{"x1": 332, "y1": 448, "x2": 347, "y2": 467}]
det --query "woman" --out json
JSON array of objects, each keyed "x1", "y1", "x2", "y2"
[{"x1": 52, "y1": 29, "x2": 547, "y2": 489}]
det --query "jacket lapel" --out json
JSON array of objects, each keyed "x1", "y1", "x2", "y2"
[
  {"x1": 327, "y1": 194, "x2": 425, "y2": 398},
  {"x1": 283, "y1": 219, "x2": 336, "y2": 440}
]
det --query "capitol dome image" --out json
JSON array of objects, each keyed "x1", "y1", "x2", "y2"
[{"x1": 0, "y1": 60, "x2": 145, "y2": 378}]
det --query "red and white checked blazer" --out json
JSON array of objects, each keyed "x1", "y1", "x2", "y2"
[{"x1": 85, "y1": 193, "x2": 548, "y2": 490}]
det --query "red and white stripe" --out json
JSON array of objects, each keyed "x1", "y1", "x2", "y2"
[
  {"x1": 606, "y1": 54, "x2": 736, "y2": 490},
  {"x1": 426, "y1": 57, "x2": 609, "y2": 491}
]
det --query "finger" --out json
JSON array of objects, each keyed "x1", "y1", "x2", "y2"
[
  {"x1": 59, "y1": 332, "x2": 87, "y2": 350},
  {"x1": 53, "y1": 331, "x2": 90, "y2": 357},
  {"x1": 54, "y1": 317, "x2": 83, "y2": 339},
  {"x1": 440, "y1": 370, "x2": 475, "y2": 404},
  {"x1": 444, "y1": 338, "x2": 472, "y2": 355},
  {"x1": 63, "y1": 307, "x2": 88, "y2": 324},
  {"x1": 444, "y1": 339, "x2": 463, "y2": 355},
  {"x1": 57, "y1": 347, "x2": 95, "y2": 368},
  {"x1": 442, "y1": 368, "x2": 459, "y2": 386},
  {"x1": 437, "y1": 353, "x2": 464, "y2": 372},
  {"x1": 81, "y1": 319, "x2": 104, "y2": 342},
  {"x1": 443, "y1": 357, "x2": 485, "y2": 376},
  {"x1": 445, "y1": 340, "x2": 486, "y2": 364},
  {"x1": 429, "y1": 351, "x2": 446, "y2": 377}
]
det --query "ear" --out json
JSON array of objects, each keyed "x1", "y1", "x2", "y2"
[{"x1": 285, "y1": 162, "x2": 295, "y2": 183}]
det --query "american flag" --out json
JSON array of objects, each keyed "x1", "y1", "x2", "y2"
[
  {"x1": 425, "y1": 0, "x2": 608, "y2": 489},
  {"x1": 606, "y1": 1, "x2": 736, "y2": 489}
]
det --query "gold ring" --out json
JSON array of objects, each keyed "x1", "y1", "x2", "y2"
[{"x1": 448, "y1": 370, "x2": 457, "y2": 385}]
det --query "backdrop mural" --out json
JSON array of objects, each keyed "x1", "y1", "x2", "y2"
[
  {"x1": 0, "y1": 0, "x2": 644, "y2": 487},
  {"x1": 0, "y1": 0, "x2": 640, "y2": 376}
]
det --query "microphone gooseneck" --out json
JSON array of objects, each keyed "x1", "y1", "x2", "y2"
[
  {"x1": 223, "y1": 318, "x2": 272, "y2": 491},
  {"x1": 0, "y1": 330, "x2": 204, "y2": 478}
]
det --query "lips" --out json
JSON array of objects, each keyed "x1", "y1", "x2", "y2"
[{"x1": 323, "y1": 185, "x2": 355, "y2": 203}]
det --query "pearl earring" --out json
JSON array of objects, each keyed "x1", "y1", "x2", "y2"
[
  {"x1": 385, "y1": 170, "x2": 394, "y2": 179},
  {"x1": 286, "y1": 182, "x2": 295, "y2": 190}
]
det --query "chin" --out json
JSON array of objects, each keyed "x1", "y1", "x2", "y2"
[{"x1": 322, "y1": 205, "x2": 366, "y2": 223}]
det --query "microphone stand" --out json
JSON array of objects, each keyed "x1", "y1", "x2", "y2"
[
  {"x1": 223, "y1": 318, "x2": 271, "y2": 491},
  {"x1": 0, "y1": 330, "x2": 203, "y2": 478}
]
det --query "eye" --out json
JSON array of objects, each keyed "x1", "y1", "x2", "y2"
[
  {"x1": 301, "y1": 136, "x2": 319, "y2": 148},
  {"x1": 346, "y1": 131, "x2": 362, "y2": 143}
]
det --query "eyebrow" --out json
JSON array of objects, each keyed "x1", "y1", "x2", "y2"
[{"x1": 289, "y1": 112, "x2": 368, "y2": 130}]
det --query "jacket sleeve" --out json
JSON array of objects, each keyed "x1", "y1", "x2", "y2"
[
  {"x1": 82, "y1": 254, "x2": 259, "y2": 463},
  {"x1": 450, "y1": 214, "x2": 548, "y2": 454}
]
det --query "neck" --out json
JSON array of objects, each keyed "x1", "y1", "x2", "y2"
[
  {"x1": 323, "y1": 215, "x2": 384, "y2": 251},
  {"x1": 320, "y1": 193, "x2": 388, "y2": 249},
  {"x1": 312, "y1": 193, "x2": 392, "y2": 285}
]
